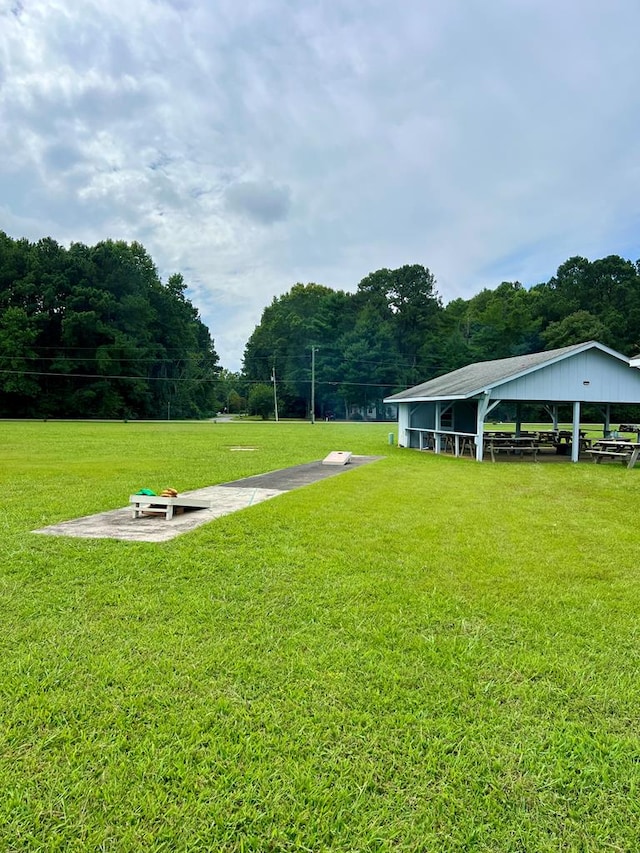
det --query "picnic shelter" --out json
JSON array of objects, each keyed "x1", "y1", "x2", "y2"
[{"x1": 384, "y1": 341, "x2": 640, "y2": 462}]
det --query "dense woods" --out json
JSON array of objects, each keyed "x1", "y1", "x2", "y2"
[
  {"x1": 2, "y1": 228, "x2": 639, "y2": 421},
  {"x1": 242, "y1": 256, "x2": 640, "y2": 419},
  {"x1": 0, "y1": 232, "x2": 220, "y2": 418}
]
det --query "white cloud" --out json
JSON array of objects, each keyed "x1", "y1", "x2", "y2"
[{"x1": 1, "y1": 0, "x2": 640, "y2": 369}]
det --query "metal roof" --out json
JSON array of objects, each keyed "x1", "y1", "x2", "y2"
[{"x1": 384, "y1": 341, "x2": 628, "y2": 402}]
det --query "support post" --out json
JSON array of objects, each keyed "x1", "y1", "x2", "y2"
[
  {"x1": 476, "y1": 394, "x2": 501, "y2": 461},
  {"x1": 310, "y1": 346, "x2": 316, "y2": 424},
  {"x1": 572, "y1": 401, "x2": 581, "y2": 462},
  {"x1": 398, "y1": 405, "x2": 410, "y2": 447},
  {"x1": 272, "y1": 366, "x2": 279, "y2": 422}
]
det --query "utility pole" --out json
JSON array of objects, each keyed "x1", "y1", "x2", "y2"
[
  {"x1": 311, "y1": 345, "x2": 317, "y2": 424},
  {"x1": 271, "y1": 365, "x2": 279, "y2": 422}
]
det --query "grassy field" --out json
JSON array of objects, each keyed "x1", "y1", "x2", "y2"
[{"x1": 2, "y1": 420, "x2": 640, "y2": 852}]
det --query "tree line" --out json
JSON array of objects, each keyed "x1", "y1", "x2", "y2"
[
  {"x1": 0, "y1": 232, "x2": 220, "y2": 418},
  {"x1": 241, "y1": 255, "x2": 640, "y2": 419},
  {"x1": 2, "y1": 228, "x2": 639, "y2": 421}
]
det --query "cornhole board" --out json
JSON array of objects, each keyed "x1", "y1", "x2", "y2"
[
  {"x1": 322, "y1": 450, "x2": 352, "y2": 466},
  {"x1": 129, "y1": 495, "x2": 213, "y2": 520}
]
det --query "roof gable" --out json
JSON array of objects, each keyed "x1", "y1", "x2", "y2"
[{"x1": 384, "y1": 341, "x2": 628, "y2": 402}]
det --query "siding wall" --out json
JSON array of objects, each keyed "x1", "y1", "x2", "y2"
[
  {"x1": 409, "y1": 402, "x2": 436, "y2": 430},
  {"x1": 492, "y1": 350, "x2": 640, "y2": 403}
]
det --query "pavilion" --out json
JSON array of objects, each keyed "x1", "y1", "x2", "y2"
[{"x1": 384, "y1": 341, "x2": 640, "y2": 462}]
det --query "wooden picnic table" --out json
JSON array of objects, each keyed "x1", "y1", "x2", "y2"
[
  {"x1": 534, "y1": 430, "x2": 591, "y2": 454},
  {"x1": 619, "y1": 424, "x2": 640, "y2": 441},
  {"x1": 483, "y1": 435, "x2": 539, "y2": 462},
  {"x1": 585, "y1": 440, "x2": 640, "y2": 469}
]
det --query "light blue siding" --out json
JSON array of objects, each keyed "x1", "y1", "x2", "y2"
[{"x1": 492, "y1": 350, "x2": 640, "y2": 403}]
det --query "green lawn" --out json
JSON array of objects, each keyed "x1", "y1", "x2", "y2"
[{"x1": 2, "y1": 420, "x2": 640, "y2": 851}]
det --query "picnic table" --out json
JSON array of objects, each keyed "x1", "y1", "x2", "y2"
[
  {"x1": 619, "y1": 424, "x2": 640, "y2": 441},
  {"x1": 483, "y1": 435, "x2": 539, "y2": 462},
  {"x1": 585, "y1": 440, "x2": 640, "y2": 469},
  {"x1": 534, "y1": 430, "x2": 591, "y2": 454}
]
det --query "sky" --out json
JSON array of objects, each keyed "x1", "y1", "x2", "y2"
[{"x1": 2, "y1": 0, "x2": 640, "y2": 371}]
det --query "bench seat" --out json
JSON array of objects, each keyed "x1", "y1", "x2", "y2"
[
  {"x1": 485, "y1": 441, "x2": 539, "y2": 462},
  {"x1": 586, "y1": 450, "x2": 631, "y2": 462},
  {"x1": 585, "y1": 445, "x2": 640, "y2": 469}
]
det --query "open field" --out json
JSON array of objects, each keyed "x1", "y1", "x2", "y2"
[{"x1": 2, "y1": 420, "x2": 640, "y2": 851}]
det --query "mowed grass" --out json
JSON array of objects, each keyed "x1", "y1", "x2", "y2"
[{"x1": 2, "y1": 420, "x2": 640, "y2": 852}]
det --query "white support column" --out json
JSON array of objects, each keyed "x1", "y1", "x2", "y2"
[
  {"x1": 435, "y1": 402, "x2": 442, "y2": 453},
  {"x1": 571, "y1": 401, "x2": 581, "y2": 463},
  {"x1": 476, "y1": 393, "x2": 490, "y2": 461},
  {"x1": 475, "y1": 395, "x2": 502, "y2": 461},
  {"x1": 398, "y1": 404, "x2": 410, "y2": 447}
]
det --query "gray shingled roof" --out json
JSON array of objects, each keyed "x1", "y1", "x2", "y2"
[{"x1": 385, "y1": 341, "x2": 619, "y2": 402}]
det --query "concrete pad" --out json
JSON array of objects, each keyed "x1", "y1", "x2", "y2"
[
  {"x1": 221, "y1": 456, "x2": 381, "y2": 491},
  {"x1": 34, "y1": 486, "x2": 283, "y2": 543},
  {"x1": 33, "y1": 455, "x2": 383, "y2": 543}
]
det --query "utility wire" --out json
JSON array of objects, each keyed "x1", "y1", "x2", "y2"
[{"x1": 0, "y1": 368, "x2": 400, "y2": 388}]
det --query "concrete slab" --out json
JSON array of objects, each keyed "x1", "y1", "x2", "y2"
[
  {"x1": 221, "y1": 455, "x2": 380, "y2": 491},
  {"x1": 33, "y1": 455, "x2": 383, "y2": 543},
  {"x1": 34, "y1": 487, "x2": 284, "y2": 543}
]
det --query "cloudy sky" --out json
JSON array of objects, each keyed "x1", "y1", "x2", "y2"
[{"x1": 2, "y1": 0, "x2": 640, "y2": 370}]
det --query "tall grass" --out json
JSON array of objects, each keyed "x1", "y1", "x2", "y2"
[{"x1": 2, "y1": 421, "x2": 640, "y2": 851}]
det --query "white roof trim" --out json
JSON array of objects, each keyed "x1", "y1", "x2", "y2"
[{"x1": 384, "y1": 394, "x2": 469, "y2": 403}]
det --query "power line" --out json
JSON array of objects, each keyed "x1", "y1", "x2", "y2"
[
  {"x1": 0, "y1": 355, "x2": 218, "y2": 364},
  {"x1": 0, "y1": 368, "x2": 402, "y2": 388},
  {"x1": 0, "y1": 369, "x2": 219, "y2": 382},
  {"x1": 244, "y1": 351, "x2": 429, "y2": 369}
]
